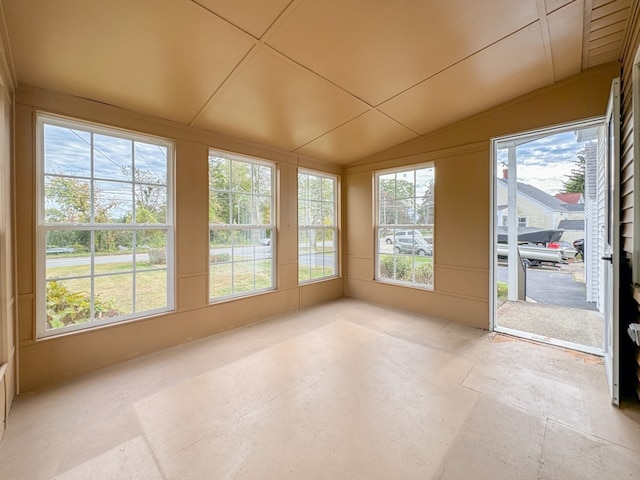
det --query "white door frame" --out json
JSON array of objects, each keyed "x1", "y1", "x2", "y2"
[
  {"x1": 489, "y1": 119, "x2": 604, "y2": 347},
  {"x1": 602, "y1": 78, "x2": 621, "y2": 406}
]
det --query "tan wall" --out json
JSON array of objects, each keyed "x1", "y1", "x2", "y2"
[
  {"x1": 344, "y1": 63, "x2": 619, "y2": 328},
  {"x1": 14, "y1": 87, "x2": 345, "y2": 392},
  {"x1": 0, "y1": 83, "x2": 14, "y2": 439}
]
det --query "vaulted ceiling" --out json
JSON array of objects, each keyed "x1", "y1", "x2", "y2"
[{"x1": 1, "y1": 0, "x2": 632, "y2": 165}]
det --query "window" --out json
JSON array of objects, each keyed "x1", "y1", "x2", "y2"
[
  {"x1": 501, "y1": 215, "x2": 527, "y2": 227},
  {"x1": 298, "y1": 170, "x2": 338, "y2": 282},
  {"x1": 38, "y1": 114, "x2": 174, "y2": 338},
  {"x1": 376, "y1": 164, "x2": 434, "y2": 288},
  {"x1": 209, "y1": 150, "x2": 274, "y2": 300}
]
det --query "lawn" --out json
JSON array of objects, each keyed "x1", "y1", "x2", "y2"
[{"x1": 47, "y1": 262, "x2": 167, "y2": 319}]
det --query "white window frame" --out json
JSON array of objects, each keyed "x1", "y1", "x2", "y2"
[
  {"x1": 375, "y1": 163, "x2": 435, "y2": 289},
  {"x1": 36, "y1": 113, "x2": 175, "y2": 338},
  {"x1": 297, "y1": 169, "x2": 338, "y2": 283},
  {"x1": 208, "y1": 149, "x2": 275, "y2": 301},
  {"x1": 501, "y1": 214, "x2": 527, "y2": 227}
]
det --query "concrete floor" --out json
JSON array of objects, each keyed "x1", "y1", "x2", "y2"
[
  {"x1": 1, "y1": 298, "x2": 639, "y2": 479},
  {"x1": 497, "y1": 301, "x2": 604, "y2": 350}
]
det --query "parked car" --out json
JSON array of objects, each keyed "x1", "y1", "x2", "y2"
[
  {"x1": 384, "y1": 229, "x2": 423, "y2": 244},
  {"x1": 394, "y1": 236, "x2": 432, "y2": 256}
]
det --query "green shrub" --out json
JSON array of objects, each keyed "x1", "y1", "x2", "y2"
[
  {"x1": 148, "y1": 247, "x2": 166, "y2": 265},
  {"x1": 46, "y1": 281, "x2": 120, "y2": 329},
  {"x1": 497, "y1": 281, "x2": 508, "y2": 300},
  {"x1": 210, "y1": 253, "x2": 231, "y2": 263},
  {"x1": 379, "y1": 254, "x2": 411, "y2": 281},
  {"x1": 415, "y1": 262, "x2": 433, "y2": 285}
]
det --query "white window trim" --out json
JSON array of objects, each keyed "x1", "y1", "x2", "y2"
[
  {"x1": 208, "y1": 149, "x2": 276, "y2": 302},
  {"x1": 374, "y1": 162, "x2": 435, "y2": 289},
  {"x1": 298, "y1": 169, "x2": 339, "y2": 284},
  {"x1": 36, "y1": 113, "x2": 175, "y2": 339}
]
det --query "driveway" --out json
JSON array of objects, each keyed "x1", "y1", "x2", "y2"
[{"x1": 497, "y1": 262, "x2": 598, "y2": 311}]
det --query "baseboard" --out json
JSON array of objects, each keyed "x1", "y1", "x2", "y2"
[{"x1": 0, "y1": 362, "x2": 7, "y2": 443}]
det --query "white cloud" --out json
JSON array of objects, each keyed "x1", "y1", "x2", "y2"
[{"x1": 497, "y1": 130, "x2": 589, "y2": 195}]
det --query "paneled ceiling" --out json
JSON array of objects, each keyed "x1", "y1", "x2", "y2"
[{"x1": 1, "y1": 0, "x2": 632, "y2": 165}]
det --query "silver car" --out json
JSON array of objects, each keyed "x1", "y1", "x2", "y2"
[
  {"x1": 384, "y1": 229, "x2": 423, "y2": 244},
  {"x1": 393, "y1": 236, "x2": 432, "y2": 256}
]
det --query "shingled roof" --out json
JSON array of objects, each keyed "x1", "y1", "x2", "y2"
[
  {"x1": 557, "y1": 219, "x2": 584, "y2": 230},
  {"x1": 496, "y1": 178, "x2": 581, "y2": 213}
]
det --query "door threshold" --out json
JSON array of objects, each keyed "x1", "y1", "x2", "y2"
[{"x1": 494, "y1": 325, "x2": 604, "y2": 356}]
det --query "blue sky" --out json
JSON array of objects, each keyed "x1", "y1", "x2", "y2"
[
  {"x1": 496, "y1": 130, "x2": 591, "y2": 195},
  {"x1": 44, "y1": 124, "x2": 167, "y2": 184}
]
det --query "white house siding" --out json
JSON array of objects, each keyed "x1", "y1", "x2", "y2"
[
  {"x1": 495, "y1": 180, "x2": 584, "y2": 238},
  {"x1": 584, "y1": 140, "x2": 599, "y2": 303},
  {"x1": 597, "y1": 122, "x2": 607, "y2": 312}
]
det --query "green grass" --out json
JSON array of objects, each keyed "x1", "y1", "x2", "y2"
[
  {"x1": 298, "y1": 266, "x2": 335, "y2": 282},
  {"x1": 497, "y1": 281, "x2": 508, "y2": 308},
  {"x1": 210, "y1": 260, "x2": 273, "y2": 299},
  {"x1": 47, "y1": 262, "x2": 168, "y2": 315}
]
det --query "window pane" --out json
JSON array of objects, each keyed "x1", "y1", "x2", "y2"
[
  {"x1": 136, "y1": 270, "x2": 167, "y2": 311},
  {"x1": 44, "y1": 124, "x2": 91, "y2": 177},
  {"x1": 134, "y1": 142, "x2": 168, "y2": 184},
  {"x1": 299, "y1": 197, "x2": 309, "y2": 226},
  {"x1": 376, "y1": 164, "x2": 434, "y2": 289},
  {"x1": 46, "y1": 278, "x2": 92, "y2": 331},
  {"x1": 44, "y1": 176, "x2": 91, "y2": 223},
  {"x1": 232, "y1": 161, "x2": 252, "y2": 192},
  {"x1": 254, "y1": 164, "x2": 271, "y2": 195},
  {"x1": 209, "y1": 152, "x2": 274, "y2": 301},
  {"x1": 255, "y1": 195, "x2": 271, "y2": 225},
  {"x1": 136, "y1": 230, "x2": 167, "y2": 270},
  {"x1": 95, "y1": 230, "x2": 133, "y2": 274},
  {"x1": 135, "y1": 184, "x2": 167, "y2": 224},
  {"x1": 210, "y1": 263, "x2": 232, "y2": 298},
  {"x1": 255, "y1": 258, "x2": 272, "y2": 290},
  {"x1": 94, "y1": 134, "x2": 132, "y2": 181},
  {"x1": 232, "y1": 193, "x2": 253, "y2": 224},
  {"x1": 95, "y1": 273, "x2": 133, "y2": 316},
  {"x1": 321, "y1": 177, "x2": 333, "y2": 202},
  {"x1": 39, "y1": 115, "x2": 173, "y2": 338},
  {"x1": 298, "y1": 171, "x2": 337, "y2": 284},
  {"x1": 94, "y1": 180, "x2": 132, "y2": 223},
  {"x1": 45, "y1": 230, "x2": 89, "y2": 277},
  {"x1": 233, "y1": 260, "x2": 255, "y2": 294},
  {"x1": 210, "y1": 191, "x2": 231, "y2": 224},
  {"x1": 322, "y1": 202, "x2": 334, "y2": 225}
]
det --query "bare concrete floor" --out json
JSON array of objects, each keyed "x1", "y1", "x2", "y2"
[
  {"x1": 1, "y1": 298, "x2": 639, "y2": 479},
  {"x1": 497, "y1": 301, "x2": 604, "y2": 350}
]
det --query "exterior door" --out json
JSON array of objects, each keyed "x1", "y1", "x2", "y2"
[{"x1": 602, "y1": 78, "x2": 620, "y2": 405}]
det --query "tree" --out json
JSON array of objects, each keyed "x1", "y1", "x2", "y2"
[
  {"x1": 378, "y1": 177, "x2": 415, "y2": 225},
  {"x1": 560, "y1": 151, "x2": 585, "y2": 194},
  {"x1": 418, "y1": 179, "x2": 434, "y2": 225}
]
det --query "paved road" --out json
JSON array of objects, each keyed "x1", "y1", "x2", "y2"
[
  {"x1": 497, "y1": 264, "x2": 598, "y2": 311},
  {"x1": 46, "y1": 246, "x2": 333, "y2": 268}
]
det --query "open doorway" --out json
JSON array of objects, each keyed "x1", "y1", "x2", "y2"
[{"x1": 492, "y1": 119, "x2": 605, "y2": 355}]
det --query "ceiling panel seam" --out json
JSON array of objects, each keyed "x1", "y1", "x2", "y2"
[
  {"x1": 188, "y1": 0, "x2": 377, "y2": 128},
  {"x1": 258, "y1": 0, "x2": 301, "y2": 43},
  {"x1": 536, "y1": 0, "x2": 557, "y2": 82},
  {"x1": 291, "y1": 109, "x2": 419, "y2": 154},
  {"x1": 188, "y1": 45, "x2": 260, "y2": 127},
  {"x1": 373, "y1": 18, "x2": 546, "y2": 110}
]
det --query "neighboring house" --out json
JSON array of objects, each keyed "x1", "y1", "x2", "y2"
[{"x1": 495, "y1": 177, "x2": 584, "y2": 243}]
